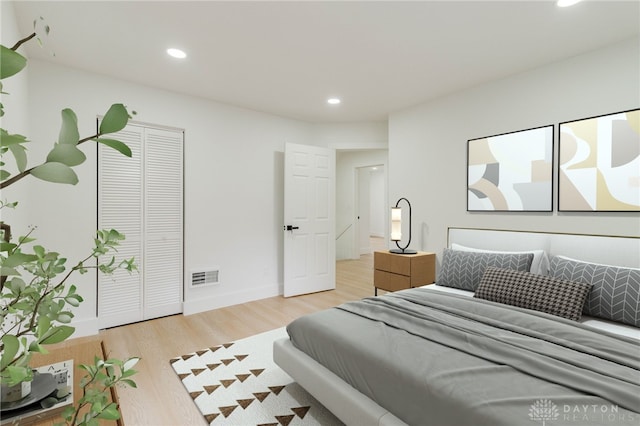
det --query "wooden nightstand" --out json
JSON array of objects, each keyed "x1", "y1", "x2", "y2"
[{"x1": 374, "y1": 251, "x2": 436, "y2": 295}]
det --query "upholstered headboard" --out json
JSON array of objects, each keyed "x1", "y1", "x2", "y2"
[{"x1": 447, "y1": 227, "x2": 640, "y2": 268}]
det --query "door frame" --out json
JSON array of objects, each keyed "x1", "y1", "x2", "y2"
[
  {"x1": 333, "y1": 146, "x2": 389, "y2": 261},
  {"x1": 355, "y1": 164, "x2": 386, "y2": 257}
]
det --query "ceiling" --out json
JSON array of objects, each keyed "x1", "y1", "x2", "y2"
[{"x1": 8, "y1": 1, "x2": 640, "y2": 123}]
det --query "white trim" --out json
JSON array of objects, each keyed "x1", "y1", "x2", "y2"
[{"x1": 183, "y1": 283, "x2": 280, "y2": 315}]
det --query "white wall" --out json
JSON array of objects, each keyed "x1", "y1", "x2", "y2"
[
  {"x1": 3, "y1": 58, "x2": 321, "y2": 333},
  {"x1": 1, "y1": 1, "x2": 30, "y2": 233},
  {"x1": 311, "y1": 122, "x2": 388, "y2": 149},
  {"x1": 388, "y1": 37, "x2": 640, "y2": 272},
  {"x1": 3, "y1": 0, "x2": 389, "y2": 335}
]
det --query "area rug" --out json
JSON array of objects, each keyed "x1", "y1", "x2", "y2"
[{"x1": 170, "y1": 327, "x2": 344, "y2": 426}]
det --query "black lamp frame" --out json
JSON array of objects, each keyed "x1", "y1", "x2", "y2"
[{"x1": 389, "y1": 197, "x2": 417, "y2": 255}]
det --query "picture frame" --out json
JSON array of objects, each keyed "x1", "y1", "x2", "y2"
[
  {"x1": 558, "y1": 108, "x2": 640, "y2": 212},
  {"x1": 0, "y1": 359, "x2": 73, "y2": 425},
  {"x1": 467, "y1": 125, "x2": 554, "y2": 212}
]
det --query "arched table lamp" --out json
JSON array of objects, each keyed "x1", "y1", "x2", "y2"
[{"x1": 390, "y1": 197, "x2": 417, "y2": 254}]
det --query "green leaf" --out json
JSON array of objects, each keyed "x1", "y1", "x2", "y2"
[
  {"x1": 0, "y1": 129, "x2": 29, "y2": 147},
  {"x1": 121, "y1": 378, "x2": 137, "y2": 388},
  {"x1": 96, "y1": 403, "x2": 121, "y2": 420},
  {"x1": 123, "y1": 357, "x2": 140, "y2": 371},
  {"x1": 120, "y1": 369, "x2": 137, "y2": 379},
  {"x1": 1, "y1": 335, "x2": 19, "y2": 370},
  {"x1": 30, "y1": 162, "x2": 79, "y2": 185},
  {"x1": 0, "y1": 242, "x2": 17, "y2": 252},
  {"x1": 40, "y1": 396, "x2": 58, "y2": 409},
  {"x1": 6, "y1": 277, "x2": 26, "y2": 293},
  {"x1": 5, "y1": 365, "x2": 30, "y2": 386},
  {"x1": 2, "y1": 251, "x2": 38, "y2": 267},
  {"x1": 99, "y1": 104, "x2": 129, "y2": 135},
  {"x1": 0, "y1": 266, "x2": 19, "y2": 276},
  {"x1": 62, "y1": 405, "x2": 75, "y2": 421},
  {"x1": 92, "y1": 400, "x2": 104, "y2": 414},
  {"x1": 33, "y1": 245, "x2": 45, "y2": 257},
  {"x1": 28, "y1": 340, "x2": 47, "y2": 354},
  {"x1": 96, "y1": 138, "x2": 132, "y2": 157},
  {"x1": 64, "y1": 295, "x2": 81, "y2": 307},
  {"x1": 58, "y1": 108, "x2": 79, "y2": 145},
  {"x1": 56, "y1": 312, "x2": 73, "y2": 324},
  {"x1": 17, "y1": 235, "x2": 35, "y2": 244},
  {"x1": 37, "y1": 316, "x2": 51, "y2": 339},
  {"x1": 0, "y1": 170, "x2": 10, "y2": 181},
  {"x1": 0, "y1": 45, "x2": 27, "y2": 79},
  {"x1": 8, "y1": 143, "x2": 27, "y2": 172},
  {"x1": 46, "y1": 144, "x2": 86, "y2": 166},
  {"x1": 40, "y1": 325, "x2": 75, "y2": 345}
]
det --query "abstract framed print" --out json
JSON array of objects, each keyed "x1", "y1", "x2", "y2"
[
  {"x1": 558, "y1": 108, "x2": 640, "y2": 212},
  {"x1": 467, "y1": 125, "x2": 553, "y2": 212}
]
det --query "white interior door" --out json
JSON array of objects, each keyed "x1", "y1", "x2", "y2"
[
  {"x1": 284, "y1": 143, "x2": 335, "y2": 297},
  {"x1": 142, "y1": 128, "x2": 183, "y2": 320},
  {"x1": 98, "y1": 125, "x2": 144, "y2": 327}
]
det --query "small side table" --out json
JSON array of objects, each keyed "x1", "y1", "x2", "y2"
[{"x1": 374, "y1": 251, "x2": 436, "y2": 295}]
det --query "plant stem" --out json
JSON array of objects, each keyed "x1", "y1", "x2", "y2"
[
  {"x1": 0, "y1": 167, "x2": 35, "y2": 189},
  {"x1": 11, "y1": 32, "x2": 36, "y2": 51},
  {"x1": 25, "y1": 255, "x2": 93, "y2": 332}
]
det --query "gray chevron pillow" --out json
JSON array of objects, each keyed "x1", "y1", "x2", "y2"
[
  {"x1": 549, "y1": 256, "x2": 640, "y2": 327},
  {"x1": 437, "y1": 248, "x2": 534, "y2": 292}
]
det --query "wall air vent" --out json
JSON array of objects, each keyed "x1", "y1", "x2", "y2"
[{"x1": 190, "y1": 268, "x2": 220, "y2": 288}]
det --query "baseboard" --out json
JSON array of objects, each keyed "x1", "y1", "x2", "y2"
[
  {"x1": 183, "y1": 283, "x2": 280, "y2": 315},
  {"x1": 69, "y1": 285, "x2": 281, "y2": 332}
]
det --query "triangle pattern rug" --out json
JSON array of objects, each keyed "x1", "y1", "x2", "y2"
[{"x1": 170, "y1": 327, "x2": 344, "y2": 426}]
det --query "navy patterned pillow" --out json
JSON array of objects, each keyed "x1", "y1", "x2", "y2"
[
  {"x1": 437, "y1": 248, "x2": 534, "y2": 292},
  {"x1": 475, "y1": 267, "x2": 592, "y2": 321},
  {"x1": 549, "y1": 256, "x2": 640, "y2": 327}
]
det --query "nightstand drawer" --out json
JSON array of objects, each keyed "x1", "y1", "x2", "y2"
[
  {"x1": 374, "y1": 270, "x2": 411, "y2": 292},
  {"x1": 373, "y1": 251, "x2": 436, "y2": 295},
  {"x1": 374, "y1": 251, "x2": 411, "y2": 275}
]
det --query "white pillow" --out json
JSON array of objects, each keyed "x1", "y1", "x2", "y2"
[{"x1": 450, "y1": 243, "x2": 550, "y2": 275}]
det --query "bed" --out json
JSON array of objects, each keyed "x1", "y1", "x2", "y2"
[{"x1": 273, "y1": 228, "x2": 640, "y2": 425}]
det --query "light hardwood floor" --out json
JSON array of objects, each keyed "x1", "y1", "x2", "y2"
[{"x1": 97, "y1": 252, "x2": 377, "y2": 425}]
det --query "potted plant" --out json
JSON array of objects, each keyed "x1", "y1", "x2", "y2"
[{"x1": 1, "y1": 21, "x2": 139, "y2": 425}]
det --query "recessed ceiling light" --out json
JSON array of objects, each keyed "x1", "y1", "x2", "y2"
[
  {"x1": 557, "y1": 0, "x2": 582, "y2": 7},
  {"x1": 167, "y1": 48, "x2": 187, "y2": 59},
  {"x1": 327, "y1": 98, "x2": 341, "y2": 105}
]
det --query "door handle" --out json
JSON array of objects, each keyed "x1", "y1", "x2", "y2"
[{"x1": 284, "y1": 225, "x2": 300, "y2": 231}]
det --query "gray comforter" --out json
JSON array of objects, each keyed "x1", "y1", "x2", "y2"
[{"x1": 286, "y1": 288, "x2": 640, "y2": 426}]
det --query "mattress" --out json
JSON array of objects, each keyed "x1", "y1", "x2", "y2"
[{"x1": 286, "y1": 288, "x2": 640, "y2": 426}]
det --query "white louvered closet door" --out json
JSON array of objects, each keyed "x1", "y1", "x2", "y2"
[
  {"x1": 98, "y1": 123, "x2": 183, "y2": 329},
  {"x1": 143, "y1": 128, "x2": 183, "y2": 320}
]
